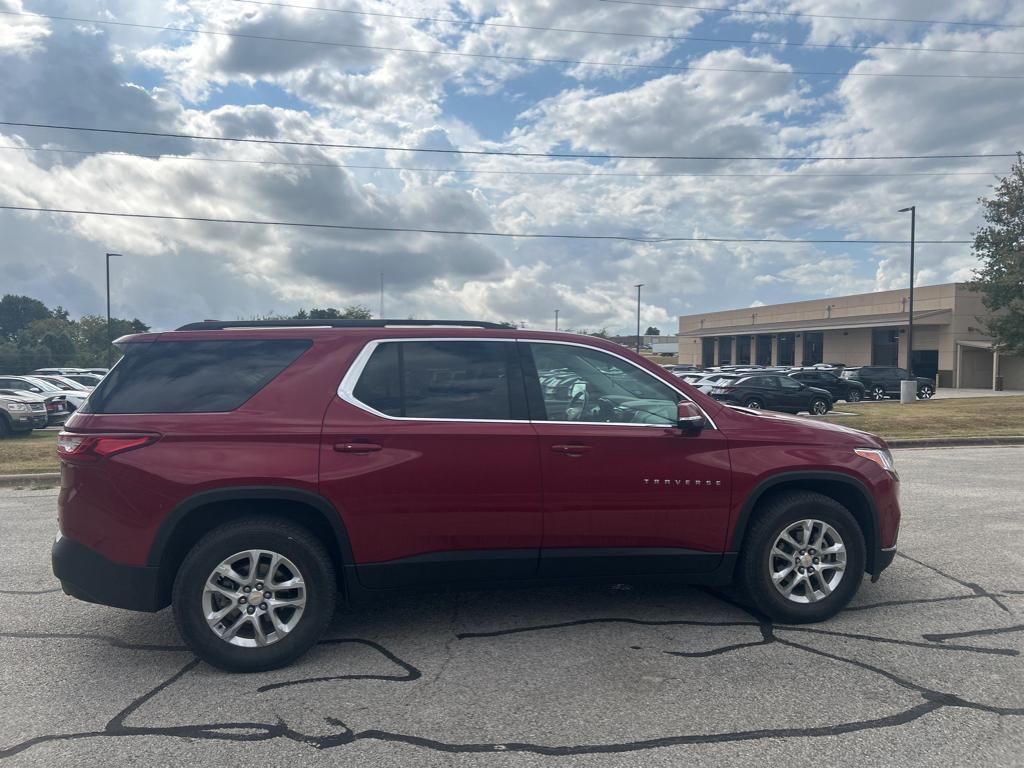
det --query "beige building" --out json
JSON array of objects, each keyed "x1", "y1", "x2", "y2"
[{"x1": 677, "y1": 283, "x2": 1023, "y2": 390}]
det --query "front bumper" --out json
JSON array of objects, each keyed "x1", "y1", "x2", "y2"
[
  {"x1": 870, "y1": 545, "x2": 898, "y2": 582},
  {"x1": 52, "y1": 534, "x2": 166, "y2": 612}
]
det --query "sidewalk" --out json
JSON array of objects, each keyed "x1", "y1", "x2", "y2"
[{"x1": 933, "y1": 388, "x2": 1024, "y2": 399}]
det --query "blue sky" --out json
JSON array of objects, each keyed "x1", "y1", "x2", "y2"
[{"x1": 0, "y1": 0, "x2": 1021, "y2": 333}]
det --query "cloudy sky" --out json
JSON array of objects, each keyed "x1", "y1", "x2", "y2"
[{"x1": 0, "y1": 0, "x2": 1021, "y2": 333}]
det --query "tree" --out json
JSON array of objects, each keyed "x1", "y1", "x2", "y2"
[
  {"x1": 970, "y1": 153, "x2": 1024, "y2": 356},
  {"x1": 645, "y1": 327, "x2": 661, "y2": 336},
  {"x1": 297, "y1": 306, "x2": 373, "y2": 320},
  {"x1": 0, "y1": 294, "x2": 51, "y2": 340}
]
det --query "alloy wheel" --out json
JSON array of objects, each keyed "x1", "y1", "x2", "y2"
[
  {"x1": 202, "y1": 549, "x2": 307, "y2": 647},
  {"x1": 746, "y1": 399, "x2": 763, "y2": 410},
  {"x1": 848, "y1": 390, "x2": 862, "y2": 402},
  {"x1": 768, "y1": 519, "x2": 847, "y2": 604},
  {"x1": 918, "y1": 385, "x2": 934, "y2": 399},
  {"x1": 810, "y1": 399, "x2": 829, "y2": 415},
  {"x1": 871, "y1": 386, "x2": 886, "y2": 400}
]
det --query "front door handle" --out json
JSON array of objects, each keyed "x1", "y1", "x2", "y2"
[
  {"x1": 551, "y1": 444, "x2": 591, "y2": 456},
  {"x1": 334, "y1": 442, "x2": 382, "y2": 453}
]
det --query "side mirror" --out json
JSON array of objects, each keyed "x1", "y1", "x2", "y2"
[{"x1": 677, "y1": 401, "x2": 705, "y2": 433}]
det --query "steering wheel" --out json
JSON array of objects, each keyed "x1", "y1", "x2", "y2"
[{"x1": 567, "y1": 387, "x2": 590, "y2": 421}]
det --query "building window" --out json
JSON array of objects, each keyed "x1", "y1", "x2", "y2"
[
  {"x1": 719, "y1": 337, "x2": 732, "y2": 365},
  {"x1": 756, "y1": 335, "x2": 773, "y2": 366},
  {"x1": 871, "y1": 328, "x2": 899, "y2": 367},
  {"x1": 736, "y1": 336, "x2": 751, "y2": 365},
  {"x1": 701, "y1": 338, "x2": 715, "y2": 368},
  {"x1": 777, "y1": 333, "x2": 795, "y2": 366},
  {"x1": 802, "y1": 332, "x2": 823, "y2": 365}
]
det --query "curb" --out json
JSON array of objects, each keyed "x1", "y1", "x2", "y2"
[
  {"x1": 0, "y1": 472, "x2": 60, "y2": 488},
  {"x1": 888, "y1": 436, "x2": 1024, "y2": 449}
]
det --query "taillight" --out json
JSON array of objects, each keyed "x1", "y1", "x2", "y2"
[{"x1": 57, "y1": 432, "x2": 158, "y2": 462}]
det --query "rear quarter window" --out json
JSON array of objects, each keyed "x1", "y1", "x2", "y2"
[{"x1": 82, "y1": 339, "x2": 312, "y2": 414}]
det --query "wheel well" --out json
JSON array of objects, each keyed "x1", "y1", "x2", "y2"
[
  {"x1": 742, "y1": 479, "x2": 878, "y2": 572},
  {"x1": 155, "y1": 498, "x2": 348, "y2": 604}
]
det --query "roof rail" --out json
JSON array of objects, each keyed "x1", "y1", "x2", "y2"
[{"x1": 174, "y1": 319, "x2": 509, "y2": 331}]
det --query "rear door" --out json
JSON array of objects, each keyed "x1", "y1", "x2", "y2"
[
  {"x1": 321, "y1": 339, "x2": 543, "y2": 588},
  {"x1": 522, "y1": 341, "x2": 731, "y2": 578}
]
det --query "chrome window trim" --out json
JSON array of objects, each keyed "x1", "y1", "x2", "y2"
[{"x1": 337, "y1": 337, "x2": 718, "y2": 430}]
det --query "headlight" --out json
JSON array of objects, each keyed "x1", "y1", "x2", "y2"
[
  {"x1": 854, "y1": 447, "x2": 895, "y2": 472},
  {"x1": 5, "y1": 402, "x2": 30, "y2": 412}
]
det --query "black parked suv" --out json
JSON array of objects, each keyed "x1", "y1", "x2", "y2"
[
  {"x1": 840, "y1": 367, "x2": 935, "y2": 400},
  {"x1": 789, "y1": 370, "x2": 865, "y2": 402},
  {"x1": 709, "y1": 373, "x2": 833, "y2": 414}
]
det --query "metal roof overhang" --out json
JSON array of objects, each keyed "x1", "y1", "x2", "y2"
[{"x1": 679, "y1": 308, "x2": 952, "y2": 338}]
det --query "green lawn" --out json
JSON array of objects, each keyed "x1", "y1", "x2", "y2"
[
  {"x1": 0, "y1": 429, "x2": 59, "y2": 474},
  {"x1": 820, "y1": 395, "x2": 1024, "y2": 441}
]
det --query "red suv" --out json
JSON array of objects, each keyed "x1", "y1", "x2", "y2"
[{"x1": 53, "y1": 320, "x2": 900, "y2": 671}]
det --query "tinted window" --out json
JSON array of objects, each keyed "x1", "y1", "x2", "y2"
[
  {"x1": 353, "y1": 341, "x2": 523, "y2": 420},
  {"x1": 82, "y1": 339, "x2": 311, "y2": 414},
  {"x1": 779, "y1": 376, "x2": 803, "y2": 391},
  {"x1": 526, "y1": 343, "x2": 679, "y2": 424}
]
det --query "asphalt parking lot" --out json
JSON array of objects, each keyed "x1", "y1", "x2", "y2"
[{"x1": 1, "y1": 447, "x2": 1022, "y2": 766}]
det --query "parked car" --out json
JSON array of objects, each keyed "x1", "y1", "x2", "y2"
[
  {"x1": 840, "y1": 366, "x2": 935, "y2": 400},
  {"x1": 53, "y1": 319, "x2": 900, "y2": 671},
  {"x1": 0, "y1": 389, "x2": 45, "y2": 435},
  {"x1": 662, "y1": 364, "x2": 699, "y2": 374},
  {"x1": 62, "y1": 373, "x2": 105, "y2": 388},
  {"x1": 32, "y1": 367, "x2": 88, "y2": 376},
  {"x1": 708, "y1": 373, "x2": 834, "y2": 415},
  {"x1": 0, "y1": 375, "x2": 79, "y2": 423},
  {"x1": 788, "y1": 370, "x2": 865, "y2": 403},
  {"x1": 33, "y1": 375, "x2": 95, "y2": 392}
]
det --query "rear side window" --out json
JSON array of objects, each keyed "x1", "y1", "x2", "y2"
[
  {"x1": 352, "y1": 340, "x2": 525, "y2": 420},
  {"x1": 83, "y1": 339, "x2": 311, "y2": 414}
]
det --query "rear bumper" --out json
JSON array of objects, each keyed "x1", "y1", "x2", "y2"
[{"x1": 52, "y1": 534, "x2": 166, "y2": 612}]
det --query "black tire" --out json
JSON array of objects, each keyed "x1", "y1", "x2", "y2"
[
  {"x1": 917, "y1": 385, "x2": 934, "y2": 399},
  {"x1": 809, "y1": 398, "x2": 830, "y2": 416},
  {"x1": 737, "y1": 491, "x2": 865, "y2": 624},
  {"x1": 870, "y1": 385, "x2": 886, "y2": 401},
  {"x1": 0, "y1": 416, "x2": 10, "y2": 438},
  {"x1": 847, "y1": 389, "x2": 862, "y2": 403},
  {"x1": 744, "y1": 398, "x2": 764, "y2": 410},
  {"x1": 173, "y1": 517, "x2": 337, "y2": 672}
]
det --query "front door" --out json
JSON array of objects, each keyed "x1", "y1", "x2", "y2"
[
  {"x1": 320, "y1": 338, "x2": 543, "y2": 588},
  {"x1": 521, "y1": 341, "x2": 732, "y2": 578}
]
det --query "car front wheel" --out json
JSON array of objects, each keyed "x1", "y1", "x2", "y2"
[
  {"x1": 809, "y1": 398, "x2": 830, "y2": 415},
  {"x1": 173, "y1": 517, "x2": 337, "y2": 672},
  {"x1": 870, "y1": 385, "x2": 886, "y2": 400},
  {"x1": 738, "y1": 491, "x2": 865, "y2": 624},
  {"x1": 917, "y1": 385, "x2": 934, "y2": 399},
  {"x1": 847, "y1": 389, "x2": 862, "y2": 402}
]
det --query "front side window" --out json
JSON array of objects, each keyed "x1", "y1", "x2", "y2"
[
  {"x1": 525, "y1": 343, "x2": 680, "y2": 425},
  {"x1": 352, "y1": 340, "x2": 524, "y2": 420}
]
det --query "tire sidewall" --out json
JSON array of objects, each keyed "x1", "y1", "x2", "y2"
[
  {"x1": 741, "y1": 497, "x2": 865, "y2": 624},
  {"x1": 173, "y1": 524, "x2": 336, "y2": 672}
]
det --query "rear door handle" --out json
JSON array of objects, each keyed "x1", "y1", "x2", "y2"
[
  {"x1": 334, "y1": 442, "x2": 382, "y2": 453},
  {"x1": 551, "y1": 444, "x2": 591, "y2": 456}
]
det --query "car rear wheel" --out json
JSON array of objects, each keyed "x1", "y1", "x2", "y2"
[
  {"x1": 744, "y1": 398, "x2": 764, "y2": 410},
  {"x1": 809, "y1": 398, "x2": 829, "y2": 415},
  {"x1": 870, "y1": 385, "x2": 886, "y2": 400},
  {"x1": 738, "y1": 491, "x2": 865, "y2": 624},
  {"x1": 917, "y1": 385, "x2": 934, "y2": 399},
  {"x1": 173, "y1": 517, "x2": 336, "y2": 672}
]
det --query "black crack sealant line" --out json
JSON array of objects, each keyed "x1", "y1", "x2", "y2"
[{"x1": 1, "y1": 558, "x2": 1022, "y2": 759}]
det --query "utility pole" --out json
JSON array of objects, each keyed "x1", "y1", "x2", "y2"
[
  {"x1": 105, "y1": 253, "x2": 121, "y2": 368},
  {"x1": 634, "y1": 284, "x2": 644, "y2": 355},
  {"x1": 379, "y1": 272, "x2": 384, "y2": 319},
  {"x1": 898, "y1": 206, "x2": 916, "y2": 377},
  {"x1": 554, "y1": 309, "x2": 559, "y2": 331}
]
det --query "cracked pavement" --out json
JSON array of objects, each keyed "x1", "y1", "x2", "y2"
[{"x1": 1, "y1": 446, "x2": 1022, "y2": 766}]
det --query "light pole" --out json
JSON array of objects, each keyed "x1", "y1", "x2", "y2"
[
  {"x1": 554, "y1": 309, "x2": 560, "y2": 331},
  {"x1": 105, "y1": 253, "x2": 121, "y2": 368},
  {"x1": 898, "y1": 206, "x2": 916, "y2": 377},
  {"x1": 634, "y1": 284, "x2": 644, "y2": 355},
  {"x1": 379, "y1": 272, "x2": 384, "y2": 319}
]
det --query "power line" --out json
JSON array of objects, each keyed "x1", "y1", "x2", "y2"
[
  {"x1": 2, "y1": 121, "x2": 1017, "y2": 162},
  {"x1": 3, "y1": 10, "x2": 1021, "y2": 80},
  {"x1": 230, "y1": 0, "x2": 1024, "y2": 56},
  {"x1": 0, "y1": 145, "x2": 1005, "y2": 179},
  {"x1": 597, "y1": 0, "x2": 1024, "y2": 30},
  {"x1": 0, "y1": 204, "x2": 973, "y2": 244}
]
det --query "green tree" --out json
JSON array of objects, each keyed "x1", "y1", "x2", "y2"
[
  {"x1": 970, "y1": 153, "x2": 1024, "y2": 356},
  {"x1": 0, "y1": 294, "x2": 51, "y2": 340},
  {"x1": 645, "y1": 326, "x2": 661, "y2": 336},
  {"x1": 297, "y1": 306, "x2": 373, "y2": 320}
]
